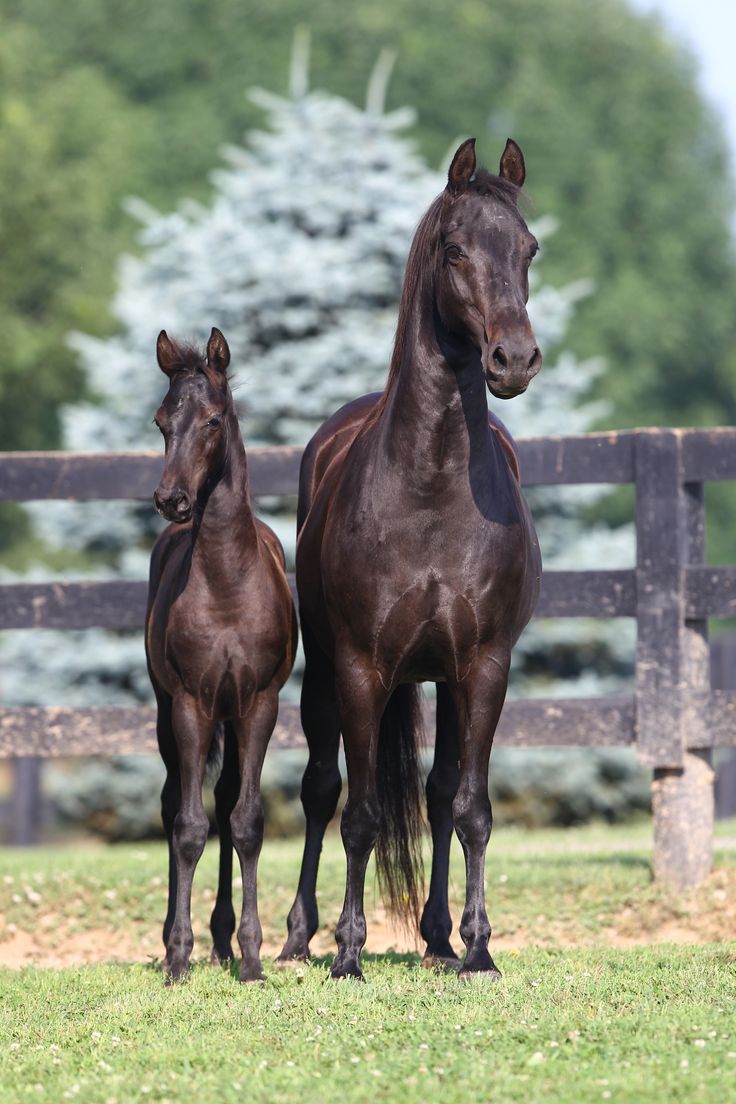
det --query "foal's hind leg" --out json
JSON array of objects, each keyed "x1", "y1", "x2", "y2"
[
  {"x1": 278, "y1": 625, "x2": 341, "y2": 964},
  {"x1": 210, "y1": 722, "x2": 239, "y2": 964},
  {"x1": 420, "y1": 684, "x2": 461, "y2": 971},
  {"x1": 166, "y1": 692, "x2": 214, "y2": 981},
  {"x1": 450, "y1": 654, "x2": 509, "y2": 982}
]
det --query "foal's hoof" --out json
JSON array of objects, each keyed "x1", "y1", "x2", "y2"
[
  {"x1": 239, "y1": 963, "x2": 266, "y2": 985},
  {"x1": 330, "y1": 960, "x2": 364, "y2": 982},
  {"x1": 421, "y1": 952, "x2": 462, "y2": 974},
  {"x1": 164, "y1": 960, "x2": 191, "y2": 986},
  {"x1": 210, "y1": 945, "x2": 234, "y2": 967},
  {"x1": 275, "y1": 953, "x2": 309, "y2": 970}
]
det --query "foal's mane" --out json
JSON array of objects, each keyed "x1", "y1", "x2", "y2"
[
  {"x1": 164, "y1": 337, "x2": 231, "y2": 396},
  {"x1": 367, "y1": 169, "x2": 521, "y2": 425}
]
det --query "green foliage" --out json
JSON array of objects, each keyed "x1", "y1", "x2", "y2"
[{"x1": 2, "y1": 0, "x2": 735, "y2": 456}]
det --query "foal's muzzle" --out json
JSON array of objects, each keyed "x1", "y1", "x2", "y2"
[{"x1": 153, "y1": 487, "x2": 192, "y2": 523}]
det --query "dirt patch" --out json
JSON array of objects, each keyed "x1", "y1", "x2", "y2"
[{"x1": 2, "y1": 866, "x2": 735, "y2": 970}]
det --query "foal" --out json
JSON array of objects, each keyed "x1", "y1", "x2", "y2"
[
  {"x1": 279, "y1": 139, "x2": 541, "y2": 981},
  {"x1": 146, "y1": 327, "x2": 296, "y2": 982}
]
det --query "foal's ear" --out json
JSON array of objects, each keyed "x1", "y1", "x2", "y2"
[
  {"x1": 207, "y1": 327, "x2": 230, "y2": 374},
  {"x1": 499, "y1": 138, "x2": 525, "y2": 189},
  {"x1": 447, "y1": 138, "x2": 476, "y2": 197},
  {"x1": 156, "y1": 330, "x2": 179, "y2": 376}
]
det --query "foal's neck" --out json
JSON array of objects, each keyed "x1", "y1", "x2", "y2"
[{"x1": 191, "y1": 408, "x2": 259, "y2": 576}]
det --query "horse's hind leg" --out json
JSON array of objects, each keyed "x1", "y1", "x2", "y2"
[
  {"x1": 278, "y1": 625, "x2": 341, "y2": 964},
  {"x1": 420, "y1": 683, "x2": 461, "y2": 971},
  {"x1": 210, "y1": 722, "x2": 239, "y2": 964},
  {"x1": 165, "y1": 692, "x2": 213, "y2": 982}
]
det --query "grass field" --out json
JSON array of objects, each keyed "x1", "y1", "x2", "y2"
[{"x1": 1, "y1": 822, "x2": 735, "y2": 1103}]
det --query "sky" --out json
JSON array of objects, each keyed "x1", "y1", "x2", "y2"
[{"x1": 631, "y1": 0, "x2": 736, "y2": 173}]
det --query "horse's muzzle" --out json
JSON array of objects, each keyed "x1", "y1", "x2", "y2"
[{"x1": 483, "y1": 336, "x2": 541, "y2": 399}]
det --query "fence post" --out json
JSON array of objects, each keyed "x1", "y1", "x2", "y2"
[
  {"x1": 10, "y1": 757, "x2": 43, "y2": 845},
  {"x1": 634, "y1": 430, "x2": 714, "y2": 889}
]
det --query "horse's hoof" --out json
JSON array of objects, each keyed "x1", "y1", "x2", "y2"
[
  {"x1": 239, "y1": 962, "x2": 266, "y2": 985},
  {"x1": 164, "y1": 961, "x2": 190, "y2": 985},
  {"x1": 421, "y1": 953, "x2": 462, "y2": 974},
  {"x1": 458, "y1": 966, "x2": 502, "y2": 984},
  {"x1": 275, "y1": 954, "x2": 309, "y2": 970}
]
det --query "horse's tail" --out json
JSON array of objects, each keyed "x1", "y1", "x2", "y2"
[{"x1": 375, "y1": 684, "x2": 425, "y2": 931}]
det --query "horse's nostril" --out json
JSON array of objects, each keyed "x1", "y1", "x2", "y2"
[
  {"x1": 492, "y1": 345, "x2": 508, "y2": 370},
  {"x1": 174, "y1": 493, "x2": 190, "y2": 515},
  {"x1": 527, "y1": 346, "x2": 541, "y2": 374}
]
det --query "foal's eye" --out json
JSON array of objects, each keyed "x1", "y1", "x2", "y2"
[{"x1": 445, "y1": 244, "x2": 464, "y2": 265}]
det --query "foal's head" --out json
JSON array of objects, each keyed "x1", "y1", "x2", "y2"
[
  {"x1": 431, "y1": 138, "x2": 541, "y2": 398},
  {"x1": 152, "y1": 328, "x2": 233, "y2": 523}
]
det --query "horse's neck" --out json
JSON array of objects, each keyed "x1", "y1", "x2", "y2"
[
  {"x1": 191, "y1": 412, "x2": 259, "y2": 578},
  {"x1": 380, "y1": 300, "x2": 495, "y2": 492}
]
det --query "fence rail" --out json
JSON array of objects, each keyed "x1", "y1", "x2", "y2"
[{"x1": 2, "y1": 425, "x2": 736, "y2": 885}]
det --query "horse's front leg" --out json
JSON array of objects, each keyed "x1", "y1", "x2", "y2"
[
  {"x1": 450, "y1": 652, "x2": 510, "y2": 981},
  {"x1": 420, "y1": 683, "x2": 461, "y2": 970},
  {"x1": 230, "y1": 688, "x2": 278, "y2": 983},
  {"x1": 166, "y1": 692, "x2": 214, "y2": 982},
  {"x1": 332, "y1": 659, "x2": 387, "y2": 981},
  {"x1": 210, "y1": 722, "x2": 239, "y2": 964}
]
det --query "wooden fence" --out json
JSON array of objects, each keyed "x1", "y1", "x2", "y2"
[{"x1": 2, "y1": 427, "x2": 735, "y2": 887}]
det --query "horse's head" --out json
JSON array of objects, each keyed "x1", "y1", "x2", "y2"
[
  {"x1": 152, "y1": 328, "x2": 232, "y2": 523},
  {"x1": 435, "y1": 138, "x2": 541, "y2": 399}
]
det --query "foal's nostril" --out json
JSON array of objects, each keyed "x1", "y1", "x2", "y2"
[{"x1": 492, "y1": 345, "x2": 508, "y2": 371}]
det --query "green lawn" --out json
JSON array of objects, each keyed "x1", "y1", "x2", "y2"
[{"x1": 1, "y1": 823, "x2": 735, "y2": 1103}]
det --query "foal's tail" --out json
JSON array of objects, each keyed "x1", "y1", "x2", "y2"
[{"x1": 375, "y1": 684, "x2": 425, "y2": 931}]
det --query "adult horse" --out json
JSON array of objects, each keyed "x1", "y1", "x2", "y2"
[
  {"x1": 279, "y1": 139, "x2": 542, "y2": 981},
  {"x1": 146, "y1": 327, "x2": 297, "y2": 982}
]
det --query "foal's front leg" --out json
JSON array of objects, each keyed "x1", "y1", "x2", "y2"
[
  {"x1": 166, "y1": 692, "x2": 214, "y2": 982},
  {"x1": 230, "y1": 688, "x2": 279, "y2": 983},
  {"x1": 210, "y1": 722, "x2": 239, "y2": 964},
  {"x1": 450, "y1": 655, "x2": 509, "y2": 981}
]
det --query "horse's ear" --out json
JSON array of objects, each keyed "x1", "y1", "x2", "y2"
[
  {"x1": 156, "y1": 330, "x2": 179, "y2": 377},
  {"x1": 499, "y1": 138, "x2": 525, "y2": 188},
  {"x1": 447, "y1": 138, "x2": 476, "y2": 196},
  {"x1": 207, "y1": 327, "x2": 230, "y2": 374}
]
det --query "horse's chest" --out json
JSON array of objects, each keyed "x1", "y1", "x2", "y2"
[{"x1": 371, "y1": 574, "x2": 480, "y2": 688}]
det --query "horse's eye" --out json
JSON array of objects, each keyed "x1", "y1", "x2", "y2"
[
  {"x1": 445, "y1": 244, "x2": 464, "y2": 265},
  {"x1": 206, "y1": 415, "x2": 222, "y2": 429},
  {"x1": 528, "y1": 243, "x2": 539, "y2": 262}
]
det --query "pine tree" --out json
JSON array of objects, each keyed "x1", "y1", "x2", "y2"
[{"x1": 2, "y1": 52, "x2": 632, "y2": 712}]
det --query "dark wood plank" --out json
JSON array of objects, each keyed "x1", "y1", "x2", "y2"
[
  {"x1": 0, "y1": 448, "x2": 303, "y2": 502},
  {"x1": 680, "y1": 427, "x2": 736, "y2": 483},
  {"x1": 0, "y1": 580, "x2": 149, "y2": 630},
  {"x1": 685, "y1": 566, "x2": 736, "y2": 619},
  {"x1": 516, "y1": 431, "x2": 635, "y2": 486},
  {"x1": 535, "y1": 570, "x2": 636, "y2": 618},
  {"x1": 634, "y1": 430, "x2": 689, "y2": 768},
  {"x1": 0, "y1": 696, "x2": 637, "y2": 758},
  {"x1": 0, "y1": 570, "x2": 639, "y2": 630}
]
